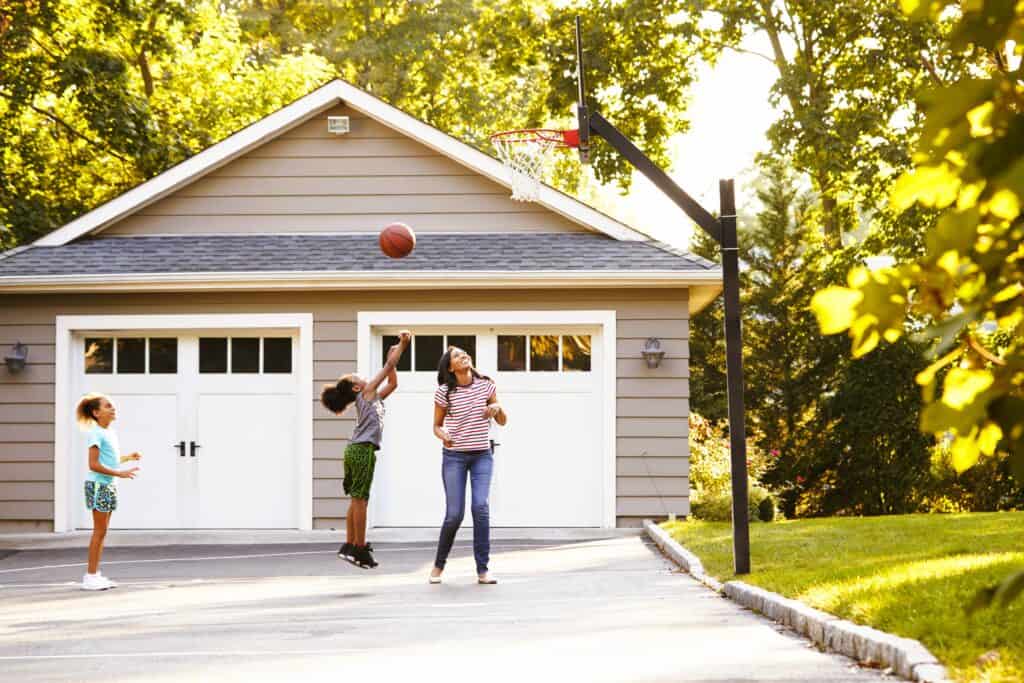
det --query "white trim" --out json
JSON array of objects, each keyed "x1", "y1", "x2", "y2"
[
  {"x1": 52, "y1": 313, "x2": 314, "y2": 533},
  {"x1": 34, "y1": 80, "x2": 649, "y2": 247},
  {"x1": 357, "y1": 310, "x2": 618, "y2": 529}
]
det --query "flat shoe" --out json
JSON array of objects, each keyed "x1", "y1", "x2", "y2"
[
  {"x1": 428, "y1": 575, "x2": 442, "y2": 584},
  {"x1": 477, "y1": 576, "x2": 497, "y2": 585}
]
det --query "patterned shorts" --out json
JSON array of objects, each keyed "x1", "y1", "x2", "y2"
[
  {"x1": 84, "y1": 480, "x2": 118, "y2": 513},
  {"x1": 343, "y1": 442, "x2": 377, "y2": 500}
]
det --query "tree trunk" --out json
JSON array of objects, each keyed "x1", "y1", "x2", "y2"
[{"x1": 821, "y1": 194, "x2": 840, "y2": 248}]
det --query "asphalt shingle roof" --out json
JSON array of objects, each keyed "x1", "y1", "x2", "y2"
[{"x1": 0, "y1": 233, "x2": 717, "y2": 277}]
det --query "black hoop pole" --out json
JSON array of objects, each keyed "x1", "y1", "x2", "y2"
[
  {"x1": 574, "y1": 17, "x2": 750, "y2": 574},
  {"x1": 574, "y1": 16, "x2": 591, "y2": 163}
]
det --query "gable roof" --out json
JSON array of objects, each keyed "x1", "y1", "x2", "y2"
[{"x1": 34, "y1": 79, "x2": 651, "y2": 247}]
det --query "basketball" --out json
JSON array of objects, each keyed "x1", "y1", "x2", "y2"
[{"x1": 379, "y1": 222, "x2": 416, "y2": 258}]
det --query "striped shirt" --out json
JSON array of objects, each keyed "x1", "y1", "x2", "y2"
[{"x1": 434, "y1": 377, "x2": 496, "y2": 452}]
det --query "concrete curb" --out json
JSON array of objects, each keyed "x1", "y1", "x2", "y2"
[{"x1": 643, "y1": 520, "x2": 951, "y2": 683}]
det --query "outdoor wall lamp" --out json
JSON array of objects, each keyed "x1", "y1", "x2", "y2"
[
  {"x1": 641, "y1": 337, "x2": 665, "y2": 369},
  {"x1": 4, "y1": 342, "x2": 28, "y2": 374}
]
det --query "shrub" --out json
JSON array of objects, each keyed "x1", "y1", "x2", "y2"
[{"x1": 689, "y1": 413, "x2": 777, "y2": 522}]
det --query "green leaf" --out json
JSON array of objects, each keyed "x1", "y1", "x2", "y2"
[
  {"x1": 942, "y1": 368, "x2": 994, "y2": 409},
  {"x1": 811, "y1": 287, "x2": 862, "y2": 335},
  {"x1": 951, "y1": 433, "x2": 981, "y2": 472}
]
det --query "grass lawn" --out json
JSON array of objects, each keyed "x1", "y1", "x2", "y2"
[{"x1": 663, "y1": 512, "x2": 1024, "y2": 683}]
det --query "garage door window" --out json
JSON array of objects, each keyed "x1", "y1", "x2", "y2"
[
  {"x1": 200, "y1": 337, "x2": 293, "y2": 374},
  {"x1": 382, "y1": 334, "x2": 477, "y2": 372},
  {"x1": 498, "y1": 334, "x2": 591, "y2": 372},
  {"x1": 85, "y1": 337, "x2": 180, "y2": 374}
]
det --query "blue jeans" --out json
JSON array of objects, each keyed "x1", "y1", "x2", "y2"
[{"x1": 434, "y1": 448, "x2": 493, "y2": 574}]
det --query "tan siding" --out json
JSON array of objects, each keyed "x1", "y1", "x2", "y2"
[
  {"x1": 106, "y1": 104, "x2": 588, "y2": 237},
  {"x1": 616, "y1": 477, "x2": 687, "y2": 497},
  {"x1": 0, "y1": 482, "x2": 53, "y2": 500},
  {"x1": 0, "y1": 520, "x2": 53, "y2": 532},
  {"x1": 0, "y1": 287, "x2": 690, "y2": 528}
]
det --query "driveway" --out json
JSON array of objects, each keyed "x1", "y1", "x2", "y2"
[{"x1": 0, "y1": 535, "x2": 889, "y2": 682}]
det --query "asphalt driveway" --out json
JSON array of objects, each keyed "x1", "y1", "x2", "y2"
[{"x1": 0, "y1": 535, "x2": 890, "y2": 682}]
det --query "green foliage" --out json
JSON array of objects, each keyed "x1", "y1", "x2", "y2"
[
  {"x1": 801, "y1": 338, "x2": 936, "y2": 516},
  {"x1": 756, "y1": 494, "x2": 775, "y2": 522},
  {"x1": 664, "y1": 513, "x2": 1024, "y2": 682},
  {"x1": 680, "y1": 0, "x2": 968, "y2": 246},
  {"x1": 0, "y1": 0, "x2": 335, "y2": 248},
  {"x1": 688, "y1": 413, "x2": 776, "y2": 522},
  {"x1": 810, "y1": 3, "x2": 1024, "y2": 500}
]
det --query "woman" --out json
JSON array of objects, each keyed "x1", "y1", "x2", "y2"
[{"x1": 429, "y1": 346, "x2": 507, "y2": 584}]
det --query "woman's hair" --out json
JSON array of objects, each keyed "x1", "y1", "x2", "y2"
[
  {"x1": 320, "y1": 375, "x2": 359, "y2": 414},
  {"x1": 76, "y1": 393, "x2": 109, "y2": 426},
  {"x1": 436, "y1": 347, "x2": 490, "y2": 410}
]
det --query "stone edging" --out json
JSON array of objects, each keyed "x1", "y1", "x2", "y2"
[{"x1": 643, "y1": 520, "x2": 951, "y2": 683}]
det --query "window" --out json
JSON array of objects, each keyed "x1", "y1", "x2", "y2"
[
  {"x1": 381, "y1": 335, "x2": 411, "y2": 371},
  {"x1": 415, "y1": 335, "x2": 443, "y2": 372},
  {"x1": 84, "y1": 338, "x2": 113, "y2": 374},
  {"x1": 231, "y1": 338, "x2": 260, "y2": 374},
  {"x1": 446, "y1": 335, "x2": 476, "y2": 362},
  {"x1": 562, "y1": 335, "x2": 592, "y2": 372},
  {"x1": 199, "y1": 338, "x2": 228, "y2": 374},
  {"x1": 116, "y1": 339, "x2": 146, "y2": 374},
  {"x1": 381, "y1": 334, "x2": 477, "y2": 372},
  {"x1": 149, "y1": 338, "x2": 178, "y2": 374},
  {"x1": 498, "y1": 335, "x2": 526, "y2": 371},
  {"x1": 530, "y1": 335, "x2": 559, "y2": 372},
  {"x1": 263, "y1": 338, "x2": 292, "y2": 374},
  {"x1": 497, "y1": 334, "x2": 592, "y2": 373}
]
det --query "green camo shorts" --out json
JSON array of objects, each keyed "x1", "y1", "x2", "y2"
[
  {"x1": 84, "y1": 480, "x2": 117, "y2": 513},
  {"x1": 343, "y1": 442, "x2": 377, "y2": 500}
]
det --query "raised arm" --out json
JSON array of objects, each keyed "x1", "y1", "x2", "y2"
[
  {"x1": 378, "y1": 364, "x2": 400, "y2": 401},
  {"x1": 363, "y1": 331, "x2": 411, "y2": 400}
]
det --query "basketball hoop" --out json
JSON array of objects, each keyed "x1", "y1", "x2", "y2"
[{"x1": 490, "y1": 129, "x2": 579, "y2": 202}]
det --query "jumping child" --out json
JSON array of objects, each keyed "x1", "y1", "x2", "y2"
[
  {"x1": 76, "y1": 393, "x2": 140, "y2": 591},
  {"x1": 320, "y1": 331, "x2": 411, "y2": 569}
]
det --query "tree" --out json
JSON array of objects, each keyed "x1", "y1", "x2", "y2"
[
  {"x1": 0, "y1": 0, "x2": 334, "y2": 248},
  {"x1": 812, "y1": 0, "x2": 1023, "y2": 609},
  {"x1": 681, "y1": 0, "x2": 966, "y2": 248}
]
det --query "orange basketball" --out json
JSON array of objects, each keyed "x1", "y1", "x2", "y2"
[{"x1": 379, "y1": 222, "x2": 416, "y2": 259}]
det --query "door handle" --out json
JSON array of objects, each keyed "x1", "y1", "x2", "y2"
[
  {"x1": 190, "y1": 441, "x2": 201, "y2": 457},
  {"x1": 174, "y1": 441, "x2": 186, "y2": 457}
]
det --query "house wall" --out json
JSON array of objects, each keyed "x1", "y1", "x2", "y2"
[
  {"x1": 0, "y1": 288, "x2": 690, "y2": 531},
  {"x1": 104, "y1": 105, "x2": 589, "y2": 237}
]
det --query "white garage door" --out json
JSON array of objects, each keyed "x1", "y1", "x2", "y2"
[
  {"x1": 371, "y1": 326, "x2": 605, "y2": 527},
  {"x1": 71, "y1": 332, "x2": 299, "y2": 529}
]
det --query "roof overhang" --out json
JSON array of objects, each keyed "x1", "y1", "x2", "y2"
[
  {"x1": 0, "y1": 269, "x2": 723, "y2": 315},
  {"x1": 34, "y1": 80, "x2": 651, "y2": 247}
]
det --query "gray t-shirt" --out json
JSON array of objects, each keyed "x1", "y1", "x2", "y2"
[{"x1": 350, "y1": 392, "x2": 385, "y2": 448}]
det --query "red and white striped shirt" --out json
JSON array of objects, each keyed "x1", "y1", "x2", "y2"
[{"x1": 434, "y1": 378, "x2": 496, "y2": 452}]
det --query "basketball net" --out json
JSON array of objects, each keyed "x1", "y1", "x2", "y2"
[{"x1": 490, "y1": 129, "x2": 578, "y2": 202}]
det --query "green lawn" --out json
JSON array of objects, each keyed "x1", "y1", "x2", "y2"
[{"x1": 663, "y1": 512, "x2": 1024, "y2": 683}]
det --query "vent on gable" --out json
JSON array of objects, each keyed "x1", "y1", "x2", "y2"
[{"x1": 327, "y1": 116, "x2": 350, "y2": 135}]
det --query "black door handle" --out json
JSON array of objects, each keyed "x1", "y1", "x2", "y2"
[
  {"x1": 174, "y1": 441, "x2": 186, "y2": 457},
  {"x1": 190, "y1": 441, "x2": 201, "y2": 457}
]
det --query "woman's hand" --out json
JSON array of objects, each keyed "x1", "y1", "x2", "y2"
[
  {"x1": 120, "y1": 452, "x2": 142, "y2": 464},
  {"x1": 483, "y1": 404, "x2": 502, "y2": 419},
  {"x1": 435, "y1": 427, "x2": 453, "y2": 448},
  {"x1": 119, "y1": 467, "x2": 140, "y2": 479}
]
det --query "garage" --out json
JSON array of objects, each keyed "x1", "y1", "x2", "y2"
[
  {"x1": 362, "y1": 312, "x2": 615, "y2": 528},
  {"x1": 58, "y1": 314, "x2": 313, "y2": 531}
]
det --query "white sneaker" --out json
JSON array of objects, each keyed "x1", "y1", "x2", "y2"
[
  {"x1": 97, "y1": 573, "x2": 117, "y2": 589},
  {"x1": 81, "y1": 573, "x2": 109, "y2": 591}
]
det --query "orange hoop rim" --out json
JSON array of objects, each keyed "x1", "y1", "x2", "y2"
[{"x1": 490, "y1": 128, "x2": 580, "y2": 147}]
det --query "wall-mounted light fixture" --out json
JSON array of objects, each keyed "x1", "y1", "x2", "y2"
[
  {"x1": 4, "y1": 342, "x2": 28, "y2": 374},
  {"x1": 641, "y1": 337, "x2": 665, "y2": 369}
]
